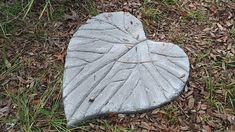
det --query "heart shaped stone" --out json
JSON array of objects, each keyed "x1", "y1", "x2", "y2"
[{"x1": 63, "y1": 12, "x2": 190, "y2": 127}]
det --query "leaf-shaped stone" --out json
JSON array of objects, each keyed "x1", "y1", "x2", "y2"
[{"x1": 63, "y1": 12, "x2": 190, "y2": 127}]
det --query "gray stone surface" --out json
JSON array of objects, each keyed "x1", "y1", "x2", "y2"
[{"x1": 63, "y1": 12, "x2": 190, "y2": 127}]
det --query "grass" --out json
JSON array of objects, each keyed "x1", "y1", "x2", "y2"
[
  {"x1": 142, "y1": 7, "x2": 161, "y2": 19},
  {"x1": 229, "y1": 27, "x2": 235, "y2": 39},
  {"x1": 204, "y1": 57, "x2": 235, "y2": 114},
  {"x1": 165, "y1": 107, "x2": 179, "y2": 125},
  {"x1": 206, "y1": 54, "x2": 235, "y2": 112},
  {"x1": 83, "y1": 0, "x2": 99, "y2": 16},
  {"x1": 2, "y1": 65, "x2": 63, "y2": 131},
  {"x1": 52, "y1": 4, "x2": 65, "y2": 20},
  {"x1": 1, "y1": 64, "x2": 91, "y2": 131},
  {"x1": 206, "y1": 76, "x2": 214, "y2": 100},
  {"x1": 103, "y1": 122, "x2": 134, "y2": 132},
  {"x1": 186, "y1": 9, "x2": 207, "y2": 22},
  {"x1": 225, "y1": 83, "x2": 235, "y2": 110},
  {"x1": 203, "y1": 65, "x2": 225, "y2": 113},
  {"x1": 169, "y1": 32, "x2": 187, "y2": 44},
  {"x1": 0, "y1": 1, "x2": 74, "y2": 130},
  {"x1": 196, "y1": 50, "x2": 211, "y2": 62},
  {"x1": 227, "y1": 58, "x2": 235, "y2": 68},
  {"x1": 0, "y1": 1, "x2": 126, "y2": 130},
  {"x1": 30, "y1": 28, "x2": 48, "y2": 42},
  {"x1": 1, "y1": 0, "x2": 235, "y2": 131},
  {"x1": 205, "y1": 77, "x2": 225, "y2": 113},
  {"x1": 144, "y1": 0, "x2": 177, "y2": 5},
  {"x1": 156, "y1": 0, "x2": 177, "y2": 5},
  {"x1": 0, "y1": 2, "x2": 23, "y2": 36},
  {"x1": 142, "y1": 1, "x2": 162, "y2": 20},
  {"x1": 201, "y1": 115, "x2": 210, "y2": 122},
  {"x1": 142, "y1": 0, "x2": 179, "y2": 19},
  {"x1": 214, "y1": 55, "x2": 235, "y2": 69},
  {"x1": 0, "y1": 0, "x2": 66, "y2": 40},
  {"x1": 0, "y1": 47, "x2": 22, "y2": 78},
  {"x1": 23, "y1": 0, "x2": 53, "y2": 19}
]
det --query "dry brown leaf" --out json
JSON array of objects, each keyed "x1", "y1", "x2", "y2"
[
  {"x1": 54, "y1": 49, "x2": 66, "y2": 62},
  {"x1": 226, "y1": 1, "x2": 235, "y2": 9},
  {"x1": 188, "y1": 96, "x2": 195, "y2": 109},
  {"x1": 202, "y1": 125, "x2": 212, "y2": 132},
  {"x1": 0, "y1": 100, "x2": 10, "y2": 118},
  {"x1": 216, "y1": 23, "x2": 225, "y2": 31},
  {"x1": 200, "y1": 104, "x2": 207, "y2": 110},
  {"x1": 31, "y1": 99, "x2": 40, "y2": 106}
]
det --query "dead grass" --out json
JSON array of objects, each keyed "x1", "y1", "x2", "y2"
[{"x1": 1, "y1": 0, "x2": 235, "y2": 131}]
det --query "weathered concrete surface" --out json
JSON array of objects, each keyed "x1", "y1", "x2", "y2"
[{"x1": 63, "y1": 12, "x2": 190, "y2": 127}]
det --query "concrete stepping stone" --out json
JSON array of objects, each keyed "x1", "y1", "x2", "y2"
[{"x1": 63, "y1": 12, "x2": 190, "y2": 127}]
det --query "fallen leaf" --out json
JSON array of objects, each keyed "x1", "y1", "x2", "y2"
[
  {"x1": 203, "y1": 125, "x2": 212, "y2": 132},
  {"x1": 54, "y1": 50, "x2": 66, "y2": 62},
  {"x1": 226, "y1": 1, "x2": 235, "y2": 9},
  {"x1": 31, "y1": 99, "x2": 40, "y2": 105},
  {"x1": 0, "y1": 99, "x2": 10, "y2": 118},
  {"x1": 188, "y1": 96, "x2": 195, "y2": 109}
]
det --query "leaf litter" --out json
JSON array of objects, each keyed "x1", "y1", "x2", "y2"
[{"x1": 0, "y1": 0, "x2": 234, "y2": 131}]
